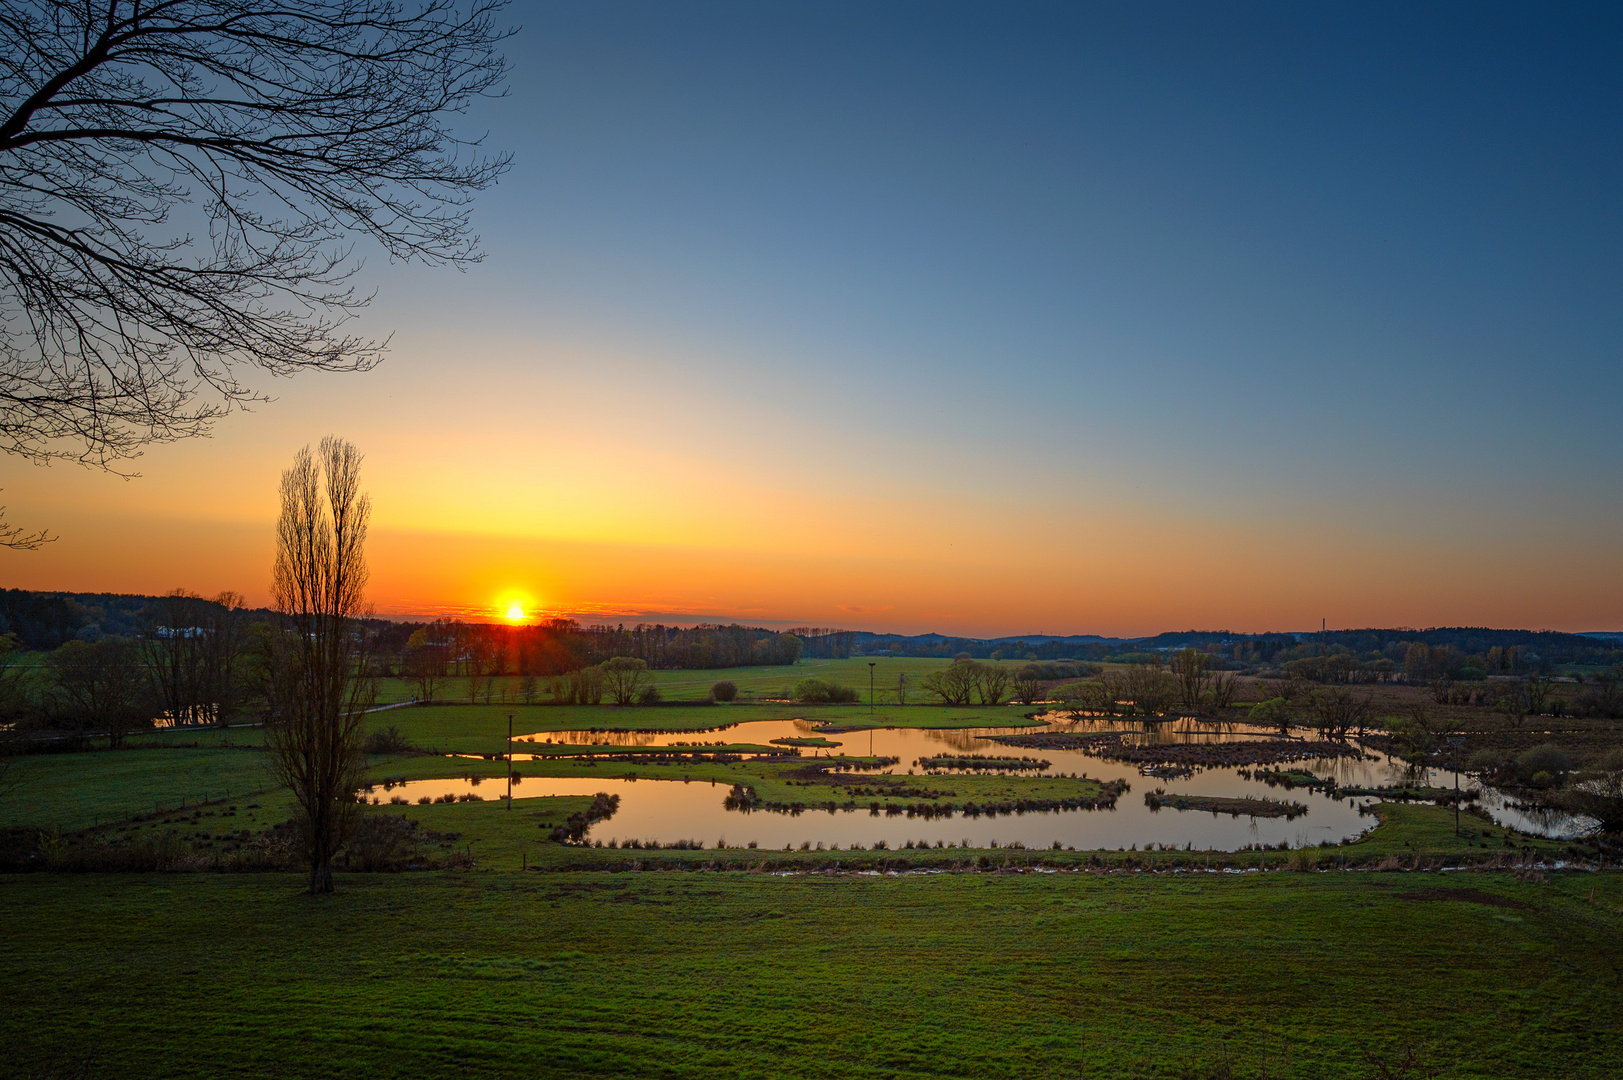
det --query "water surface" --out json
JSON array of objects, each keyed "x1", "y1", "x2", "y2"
[{"x1": 373, "y1": 715, "x2": 1591, "y2": 849}]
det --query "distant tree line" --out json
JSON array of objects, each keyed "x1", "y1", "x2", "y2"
[
  {"x1": 1256, "y1": 638, "x2": 1595, "y2": 686},
  {"x1": 857, "y1": 635, "x2": 1092, "y2": 661},
  {"x1": 0, "y1": 589, "x2": 267, "y2": 743},
  {"x1": 388, "y1": 619, "x2": 804, "y2": 686},
  {"x1": 850, "y1": 626, "x2": 1623, "y2": 669},
  {"x1": 898, "y1": 647, "x2": 1623, "y2": 723},
  {"x1": 12, "y1": 593, "x2": 1616, "y2": 672},
  {"x1": 0, "y1": 596, "x2": 811, "y2": 742},
  {"x1": 785, "y1": 628, "x2": 857, "y2": 659}
]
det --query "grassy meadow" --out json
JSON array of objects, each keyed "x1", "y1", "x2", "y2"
[
  {"x1": 374, "y1": 655, "x2": 1000, "y2": 706},
  {"x1": 2, "y1": 869, "x2": 1620, "y2": 1079},
  {"x1": 3, "y1": 690, "x2": 1620, "y2": 1078}
]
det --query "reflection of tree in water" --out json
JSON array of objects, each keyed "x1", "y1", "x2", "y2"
[
  {"x1": 524, "y1": 725, "x2": 735, "y2": 747},
  {"x1": 1036, "y1": 711, "x2": 1286, "y2": 745},
  {"x1": 1517, "y1": 805, "x2": 1589, "y2": 835},
  {"x1": 924, "y1": 727, "x2": 1033, "y2": 753},
  {"x1": 513, "y1": 715, "x2": 1590, "y2": 843},
  {"x1": 1303, "y1": 754, "x2": 1411, "y2": 787},
  {"x1": 1473, "y1": 788, "x2": 1593, "y2": 839}
]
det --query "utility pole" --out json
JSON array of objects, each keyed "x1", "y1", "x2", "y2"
[{"x1": 506, "y1": 712, "x2": 513, "y2": 810}]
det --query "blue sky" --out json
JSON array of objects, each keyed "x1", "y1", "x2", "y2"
[
  {"x1": 470, "y1": 0, "x2": 1623, "y2": 486},
  {"x1": 12, "y1": 1, "x2": 1623, "y2": 633}
]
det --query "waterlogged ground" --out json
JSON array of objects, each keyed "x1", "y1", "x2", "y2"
[{"x1": 370, "y1": 715, "x2": 1572, "y2": 851}]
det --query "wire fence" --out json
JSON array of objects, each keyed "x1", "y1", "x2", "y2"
[{"x1": 43, "y1": 789, "x2": 251, "y2": 834}]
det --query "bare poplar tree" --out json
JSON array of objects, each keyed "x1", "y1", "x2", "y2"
[
  {"x1": 265, "y1": 436, "x2": 373, "y2": 894},
  {"x1": 403, "y1": 626, "x2": 447, "y2": 703},
  {"x1": 0, "y1": 1, "x2": 511, "y2": 543}
]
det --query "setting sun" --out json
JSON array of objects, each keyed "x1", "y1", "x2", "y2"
[{"x1": 504, "y1": 602, "x2": 524, "y2": 622}]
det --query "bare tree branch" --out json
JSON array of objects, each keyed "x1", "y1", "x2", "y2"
[
  {"x1": 0, "y1": 491, "x2": 52, "y2": 547},
  {"x1": 0, "y1": 1, "x2": 512, "y2": 494}
]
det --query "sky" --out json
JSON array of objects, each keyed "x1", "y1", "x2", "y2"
[{"x1": 5, "y1": 0, "x2": 1623, "y2": 637}]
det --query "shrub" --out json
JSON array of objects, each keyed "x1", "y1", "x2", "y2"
[
  {"x1": 1017, "y1": 661, "x2": 1099, "y2": 682},
  {"x1": 549, "y1": 792, "x2": 621, "y2": 844},
  {"x1": 793, "y1": 677, "x2": 858, "y2": 704},
  {"x1": 1051, "y1": 678, "x2": 1118, "y2": 715},
  {"x1": 711, "y1": 680, "x2": 737, "y2": 703},
  {"x1": 1515, "y1": 744, "x2": 1571, "y2": 786},
  {"x1": 1466, "y1": 748, "x2": 1512, "y2": 781},
  {"x1": 1051, "y1": 680, "x2": 1104, "y2": 704},
  {"x1": 637, "y1": 687, "x2": 662, "y2": 705},
  {"x1": 362, "y1": 726, "x2": 411, "y2": 755},
  {"x1": 1107, "y1": 652, "x2": 1165, "y2": 666},
  {"x1": 1556, "y1": 747, "x2": 1623, "y2": 832},
  {"x1": 1248, "y1": 698, "x2": 1289, "y2": 725},
  {"x1": 340, "y1": 814, "x2": 419, "y2": 871},
  {"x1": 0, "y1": 826, "x2": 42, "y2": 871}
]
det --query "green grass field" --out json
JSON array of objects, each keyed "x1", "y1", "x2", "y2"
[
  {"x1": 0, "y1": 869, "x2": 1618, "y2": 1079},
  {"x1": 3, "y1": 746, "x2": 276, "y2": 831},
  {"x1": 374, "y1": 655, "x2": 1003, "y2": 705},
  {"x1": 5, "y1": 695, "x2": 1619, "y2": 1078}
]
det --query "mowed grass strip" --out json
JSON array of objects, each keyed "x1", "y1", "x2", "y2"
[{"x1": 0, "y1": 870, "x2": 1619, "y2": 1079}]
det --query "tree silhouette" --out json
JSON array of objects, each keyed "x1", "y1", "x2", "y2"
[
  {"x1": 0, "y1": 1, "x2": 511, "y2": 542},
  {"x1": 264, "y1": 436, "x2": 374, "y2": 894}
]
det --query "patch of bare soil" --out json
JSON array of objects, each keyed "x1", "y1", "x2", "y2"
[{"x1": 1395, "y1": 887, "x2": 1533, "y2": 910}]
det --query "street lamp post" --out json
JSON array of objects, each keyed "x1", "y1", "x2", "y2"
[
  {"x1": 1447, "y1": 734, "x2": 1466, "y2": 836},
  {"x1": 868, "y1": 662, "x2": 877, "y2": 758}
]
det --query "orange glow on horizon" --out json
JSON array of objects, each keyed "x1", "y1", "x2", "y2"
[
  {"x1": 5, "y1": 440, "x2": 1623, "y2": 635},
  {"x1": 496, "y1": 591, "x2": 539, "y2": 624}
]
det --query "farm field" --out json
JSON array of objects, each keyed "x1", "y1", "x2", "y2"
[
  {"x1": 1, "y1": 868, "x2": 1619, "y2": 1079},
  {"x1": 373, "y1": 656, "x2": 1012, "y2": 705}
]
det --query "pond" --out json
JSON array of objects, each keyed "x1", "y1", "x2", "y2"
[{"x1": 370, "y1": 714, "x2": 1592, "y2": 850}]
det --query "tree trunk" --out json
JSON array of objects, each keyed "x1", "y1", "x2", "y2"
[{"x1": 308, "y1": 859, "x2": 334, "y2": 895}]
